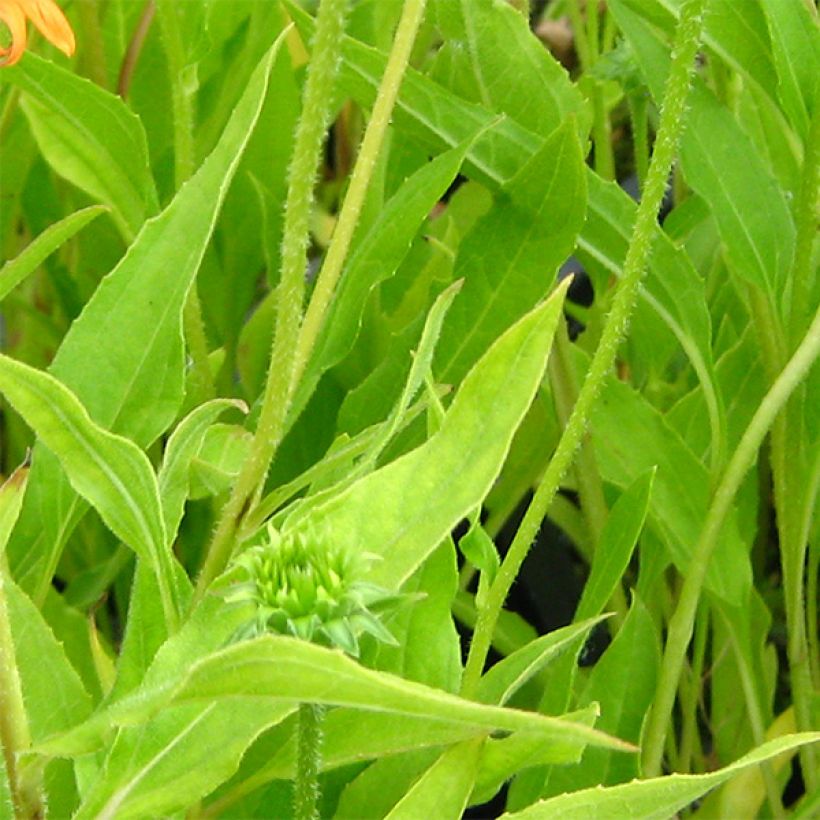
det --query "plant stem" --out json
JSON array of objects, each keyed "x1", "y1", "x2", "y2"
[
  {"x1": 294, "y1": 703, "x2": 325, "y2": 820},
  {"x1": 0, "y1": 571, "x2": 43, "y2": 819},
  {"x1": 76, "y1": 0, "x2": 108, "y2": 88},
  {"x1": 195, "y1": 0, "x2": 350, "y2": 598},
  {"x1": 642, "y1": 299, "x2": 820, "y2": 777},
  {"x1": 460, "y1": 0, "x2": 709, "y2": 700},
  {"x1": 117, "y1": 1, "x2": 155, "y2": 99},
  {"x1": 291, "y1": 0, "x2": 429, "y2": 391}
]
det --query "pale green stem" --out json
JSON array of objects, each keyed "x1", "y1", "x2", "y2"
[
  {"x1": 154, "y1": 0, "x2": 215, "y2": 402},
  {"x1": 294, "y1": 703, "x2": 325, "y2": 820},
  {"x1": 642, "y1": 299, "x2": 820, "y2": 777},
  {"x1": 460, "y1": 0, "x2": 709, "y2": 700},
  {"x1": 677, "y1": 600, "x2": 706, "y2": 772},
  {"x1": 291, "y1": 0, "x2": 429, "y2": 391},
  {"x1": 567, "y1": 0, "x2": 591, "y2": 71},
  {"x1": 195, "y1": 0, "x2": 350, "y2": 598},
  {"x1": 0, "y1": 571, "x2": 43, "y2": 819},
  {"x1": 586, "y1": 0, "x2": 615, "y2": 181}
]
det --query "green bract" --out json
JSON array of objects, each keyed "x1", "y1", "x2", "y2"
[{"x1": 226, "y1": 525, "x2": 399, "y2": 656}]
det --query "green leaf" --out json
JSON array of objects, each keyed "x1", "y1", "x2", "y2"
[
  {"x1": 291, "y1": 282, "x2": 570, "y2": 590},
  {"x1": 551, "y1": 596, "x2": 661, "y2": 794},
  {"x1": 360, "y1": 279, "x2": 464, "y2": 471},
  {"x1": 4, "y1": 577, "x2": 92, "y2": 742},
  {"x1": 158, "y1": 399, "x2": 247, "y2": 543},
  {"x1": 429, "y1": 0, "x2": 589, "y2": 138},
  {"x1": 0, "y1": 355, "x2": 181, "y2": 624},
  {"x1": 576, "y1": 469, "x2": 655, "y2": 620},
  {"x1": 477, "y1": 617, "x2": 610, "y2": 708},
  {"x1": 0, "y1": 205, "x2": 107, "y2": 304},
  {"x1": 591, "y1": 374, "x2": 751, "y2": 605},
  {"x1": 2, "y1": 54, "x2": 158, "y2": 239},
  {"x1": 6, "y1": 37, "x2": 286, "y2": 602},
  {"x1": 501, "y1": 734, "x2": 820, "y2": 819},
  {"x1": 385, "y1": 738, "x2": 483, "y2": 820},
  {"x1": 435, "y1": 119, "x2": 586, "y2": 385},
  {"x1": 759, "y1": 0, "x2": 820, "y2": 143},
  {"x1": 365, "y1": 540, "x2": 463, "y2": 693},
  {"x1": 107, "y1": 635, "x2": 633, "y2": 756}
]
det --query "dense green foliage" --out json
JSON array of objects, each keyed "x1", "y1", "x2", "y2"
[{"x1": 0, "y1": 0, "x2": 818, "y2": 817}]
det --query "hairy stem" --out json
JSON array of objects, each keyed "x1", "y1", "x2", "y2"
[
  {"x1": 196, "y1": 0, "x2": 349, "y2": 597},
  {"x1": 291, "y1": 0, "x2": 429, "y2": 390},
  {"x1": 460, "y1": 0, "x2": 709, "y2": 700},
  {"x1": 294, "y1": 703, "x2": 325, "y2": 820}
]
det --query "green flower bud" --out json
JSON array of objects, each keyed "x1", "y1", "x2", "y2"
[{"x1": 225, "y1": 524, "x2": 400, "y2": 656}]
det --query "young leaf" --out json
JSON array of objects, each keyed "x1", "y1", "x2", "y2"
[
  {"x1": 0, "y1": 205, "x2": 107, "y2": 304},
  {"x1": 3, "y1": 54, "x2": 158, "y2": 239},
  {"x1": 0, "y1": 463, "x2": 28, "y2": 556},
  {"x1": 291, "y1": 282, "x2": 570, "y2": 590},
  {"x1": 501, "y1": 734, "x2": 820, "y2": 820},
  {"x1": 6, "y1": 37, "x2": 286, "y2": 603}
]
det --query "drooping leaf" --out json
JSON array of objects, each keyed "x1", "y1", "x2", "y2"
[{"x1": 107, "y1": 635, "x2": 633, "y2": 756}]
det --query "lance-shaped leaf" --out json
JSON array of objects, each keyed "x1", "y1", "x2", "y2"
[
  {"x1": 291, "y1": 282, "x2": 570, "y2": 589},
  {"x1": 106, "y1": 635, "x2": 633, "y2": 757}
]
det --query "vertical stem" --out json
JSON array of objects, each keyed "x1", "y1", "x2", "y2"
[
  {"x1": 291, "y1": 0, "x2": 429, "y2": 391},
  {"x1": 195, "y1": 0, "x2": 350, "y2": 598},
  {"x1": 0, "y1": 572, "x2": 42, "y2": 819},
  {"x1": 460, "y1": 0, "x2": 709, "y2": 701},
  {"x1": 642, "y1": 302, "x2": 820, "y2": 777},
  {"x1": 294, "y1": 703, "x2": 325, "y2": 820}
]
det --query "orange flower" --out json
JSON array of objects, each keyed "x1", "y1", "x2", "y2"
[{"x1": 0, "y1": 0, "x2": 75, "y2": 67}]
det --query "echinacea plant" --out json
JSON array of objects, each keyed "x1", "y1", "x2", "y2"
[
  {"x1": 226, "y1": 523, "x2": 400, "y2": 657},
  {"x1": 226, "y1": 524, "x2": 403, "y2": 820}
]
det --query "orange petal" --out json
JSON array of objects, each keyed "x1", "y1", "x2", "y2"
[
  {"x1": 0, "y1": 1, "x2": 29, "y2": 66},
  {"x1": 25, "y1": 0, "x2": 74, "y2": 57}
]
